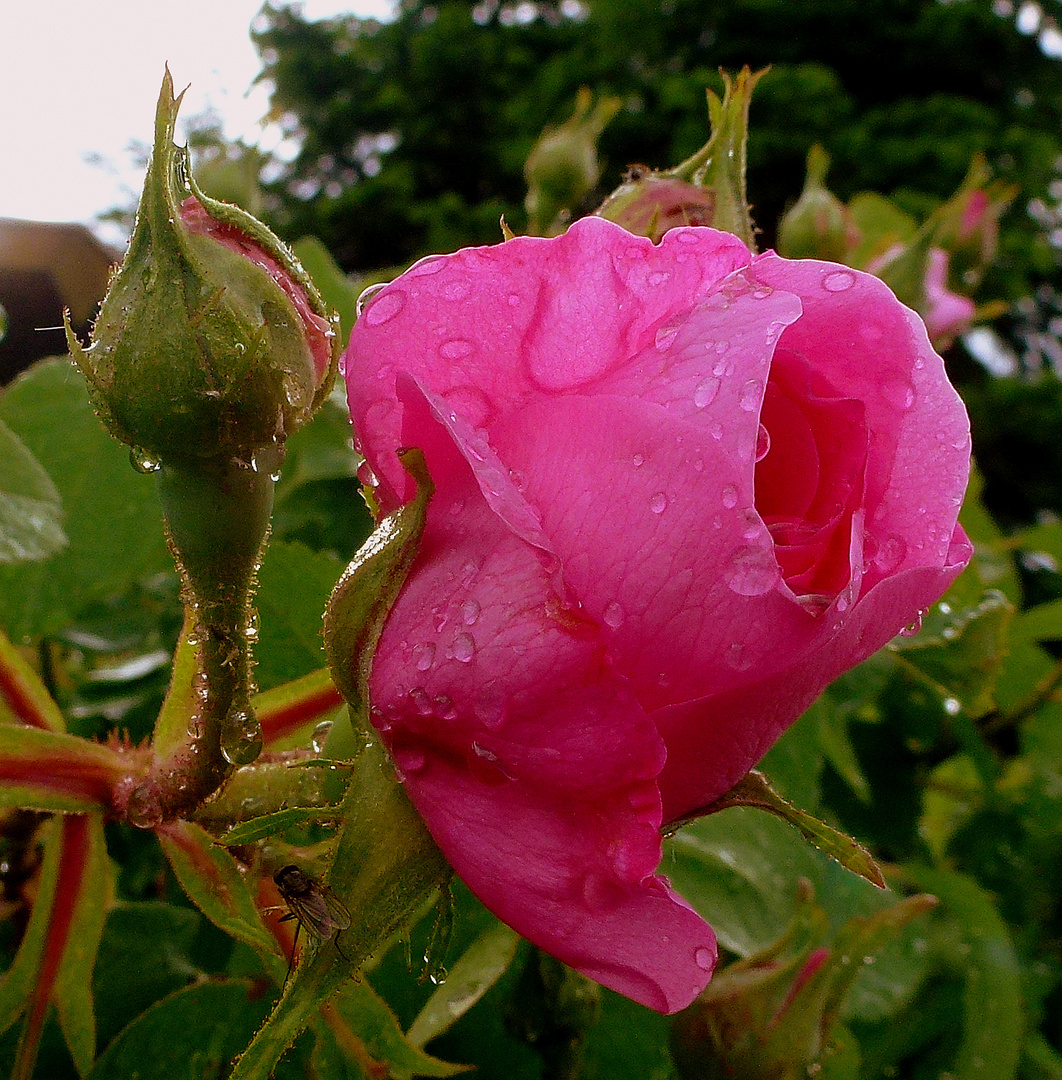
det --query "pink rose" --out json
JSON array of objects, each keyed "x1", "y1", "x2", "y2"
[{"x1": 341, "y1": 218, "x2": 971, "y2": 1013}]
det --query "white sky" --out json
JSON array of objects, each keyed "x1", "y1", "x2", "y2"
[{"x1": 2, "y1": 1, "x2": 395, "y2": 243}]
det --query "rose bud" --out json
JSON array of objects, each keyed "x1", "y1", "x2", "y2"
[
  {"x1": 525, "y1": 88, "x2": 621, "y2": 236},
  {"x1": 67, "y1": 68, "x2": 338, "y2": 468},
  {"x1": 777, "y1": 145, "x2": 861, "y2": 264},
  {"x1": 341, "y1": 217, "x2": 970, "y2": 1014}
]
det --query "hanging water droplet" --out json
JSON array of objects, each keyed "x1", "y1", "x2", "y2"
[
  {"x1": 129, "y1": 447, "x2": 161, "y2": 474},
  {"x1": 220, "y1": 708, "x2": 263, "y2": 765},
  {"x1": 754, "y1": 424, "x2": 771, "y2": 462},
  {"x1": 311, "y1": 719, "x2": 334, "y2": 754},
  {"x1": 899, "y1": 613, "x2": 924, "y2": 637}
]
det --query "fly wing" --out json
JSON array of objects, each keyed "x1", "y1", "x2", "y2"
[{"x1": 290, "y1": 885, "x2": 350, "y2": 940}]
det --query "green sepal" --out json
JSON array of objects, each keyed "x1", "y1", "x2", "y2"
[
  {"x1": 323, "y1": 447, "x2": 435, "y2": 728},
  {"x1": 777, "y1": 145, "x2": 860, "y2": 263},
  {"x1": 157, "y1": 818, "x2": 280, "y2": 964},
  {"x1": 228, "y1": 737, "x2": 450, "y2": 1080}
]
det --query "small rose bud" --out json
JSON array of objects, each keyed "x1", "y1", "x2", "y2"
[
  {"x1": 777, "y1": 145, "x2": 861, "y2": 263},
  {"x1": 525, "y1": 88, "x2": 621, "y2": 236},
  {"x1": 67, "y1": 68, "x2": 339, "y2": 468},
  {"x1": 596, "y1": 67, "x2": 766, "y2": 249}
]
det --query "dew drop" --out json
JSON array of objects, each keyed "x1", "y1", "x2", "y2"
[
  {"x1": 726, "y1": 545, "x2": 781, "y2": 596},
  {"x1": 359, "y1": 284, "x2": 404, "y2": 325},
  {"x1": 632, "y1": 452, "x2": 645, "y2": 467},
  {"x1": 899, "y1": 612, "x2": 924, "y2": 637},
  {"x1": 873, "y1": 535, "x2": 907, "y2": 574},
  {"x1": 649, "y1": 492, "x2": 668, "y2": 514},
  {"x1": 453, "y1": 632, "x2": 476, "y2": 663},
  {"x1": 129, "y1": 447, "x2": 161, "y2": 474},
  {"x1": 412, "y1": 642, "x2": 436, "y2": 671},
  {"x1": 461, "y1": 599, "x2": 481, "y2": 626},
  {"x1": 603, "y1": 601, "x2": 626, "y2": 629},
  {"x1": 739, "y1": 378, "x2": 762, "y2": 412},
  {"x1": 655, "y1": 325, "x2": 679, "y2": 351},
  {"x1": 647, "y1": 270, "x2": 671, "y2": 286},
  {"x1": 356, "y1": 460, "x2": 378, "y2": 487},
  {"x1": 393, "y1": 745, "x2": 427, "y2": 776},
  {"x1": 943, "y1": 697, "x2": 962, "y2": 716},
  {"x1": 823, "y1": 269, "x2": 857, "y2": 292},
  {"x1": 694, "y1": 946, "x2": 714, "y2": 971},
  {"x1": 440, "y1": 338, "x2": 474, "y2": 360},
  {"x1": 441, "y1": 279, "x2": 471, "y2": 301},
  {"x1": 726, "y1": 642, "x2": 753, "y2": 671},
  {"x1": 709, "y1": 420, "x2": 724, "y2": 440},
  {"x1": 409, "y1": 687, "x2": 434, "y2": 715},
  {"x1": 693, "y1": 377, "x2": 720, "y2": 408},
  {"x1": 220, "y1": 708, "x2": 263, "y2": 765},
  {"x1": 311, "y1": 720, "x2": 333, "y2": 754},
  {"x1": 722, "y1": 484, "x2": 738, "y2": 509},
  {"x1": 434, "y1": 694, "x2": 458, "y2": 720}
]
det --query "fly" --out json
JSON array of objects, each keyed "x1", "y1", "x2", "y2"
[{"x1": 273, "y1": 864, "x2": 352, "y2": 975}]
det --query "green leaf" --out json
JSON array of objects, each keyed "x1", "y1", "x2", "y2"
[
  {"x1": 665, "y1": 807, "x2": 891, "y2": 958},
  {"x1": 329, "y1": 979, "x2": 469, "y2": 1078},
  {"x1": 407, "y1": 922, "x2": 521, "y2": 1048},
  {"x1": 255, "y1": 540, "x2": 344, "y2": 692},
  {"x1": 0, "y1": 725, "x2": 129, "y2": 812},
  {"x1": 890, "y1": 589, "x2": 1013, "y2": 718},
  {"x1": 0, "y1": 359, "x2": 172, "y2": 640},
  {"x1": 52, "y1": 814, "x2": 111, "y2": 1076},
  {"x1": 0, "y1": 418, "x2": 66, "y2": 564},
  {"x1": 216, "y1": 807, "x2": 343, "y2": 847},
  {"x1": 157, "y1": 819, "x2": 279, "y2": 962},
  {"x1": 903, "y1": 865, "x2": 1023, "y2": 1080},
  {"x1": 86, "y1": 979, "x2": 274, "y2": 1080}
]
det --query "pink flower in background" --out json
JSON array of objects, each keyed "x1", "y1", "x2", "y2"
[
  {"x1": 341, "y1": 218, "x2": 971, "y2": 1013},
  {"x1": 923, "y1": 247, "x2": 976, "y2": 348}
]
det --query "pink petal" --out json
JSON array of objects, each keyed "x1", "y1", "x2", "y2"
[{"x1": 370, "y1": 380, "x2": 715, "y2": 1012}]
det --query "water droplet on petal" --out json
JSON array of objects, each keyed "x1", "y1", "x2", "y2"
[
  {"x1": 442, "y1": 279, "x2": 471, "y2": 301},
  {"x1": 461, "y1": 599, "x2": 481, "y2": 626},
  {"x1": 655, "y1": 325, "x2": 678, "y2": 351},
  {"x1": 694, "y1": 377, "x2": 720, "y2": 408},
  {"x1": 453, "y1": 633, "x2": 476, "y2": 663},
  {"x1": 726, "y1": 545, "x2": 781, "y2": 596},
  {"x1": 632, "y1": 453, "x2": 645, "y2": 467},
  {"x1": 722, "y1": 484, "x2": 738, "y2": 509},
  {"x1": 739, "y1": 378, "x2": 762, "y2": 412},
  {"x1": 873, "y1": 535, "x2": 907, "y2": 574},
  {"x1": 649, "y1": 492, "x2": 667, "y2": 514},
  {"x1": 440, "y1": 338, "x2": 474, "y2": 360},
  {"x1": 694, "y1": 946, "x2": 714, "y2": 971},
  {"x1": 361, "y1": 285, "x2": 406, "y2": 326},
  {"x1": 823, "y1": 269, "x2": 856, "y2": 292},
  {"x1": 434, "y1": 694, "x2": 458, "y2": 719},
  {"x1": 311, "y1": 720, "x2": 333, "y2": 754},
  {"x1": 603, "y1": 601, "x2": 626, "y2": 629},
  {"x1": 726, "y1": 642, "x2": 753, "y2": 671},
  {"x1": 412, "y1": 642, "x2": 436, "y2": 671},
  {"x1": 409, "y1": 687, "x2": 434, "y2": 715}
]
